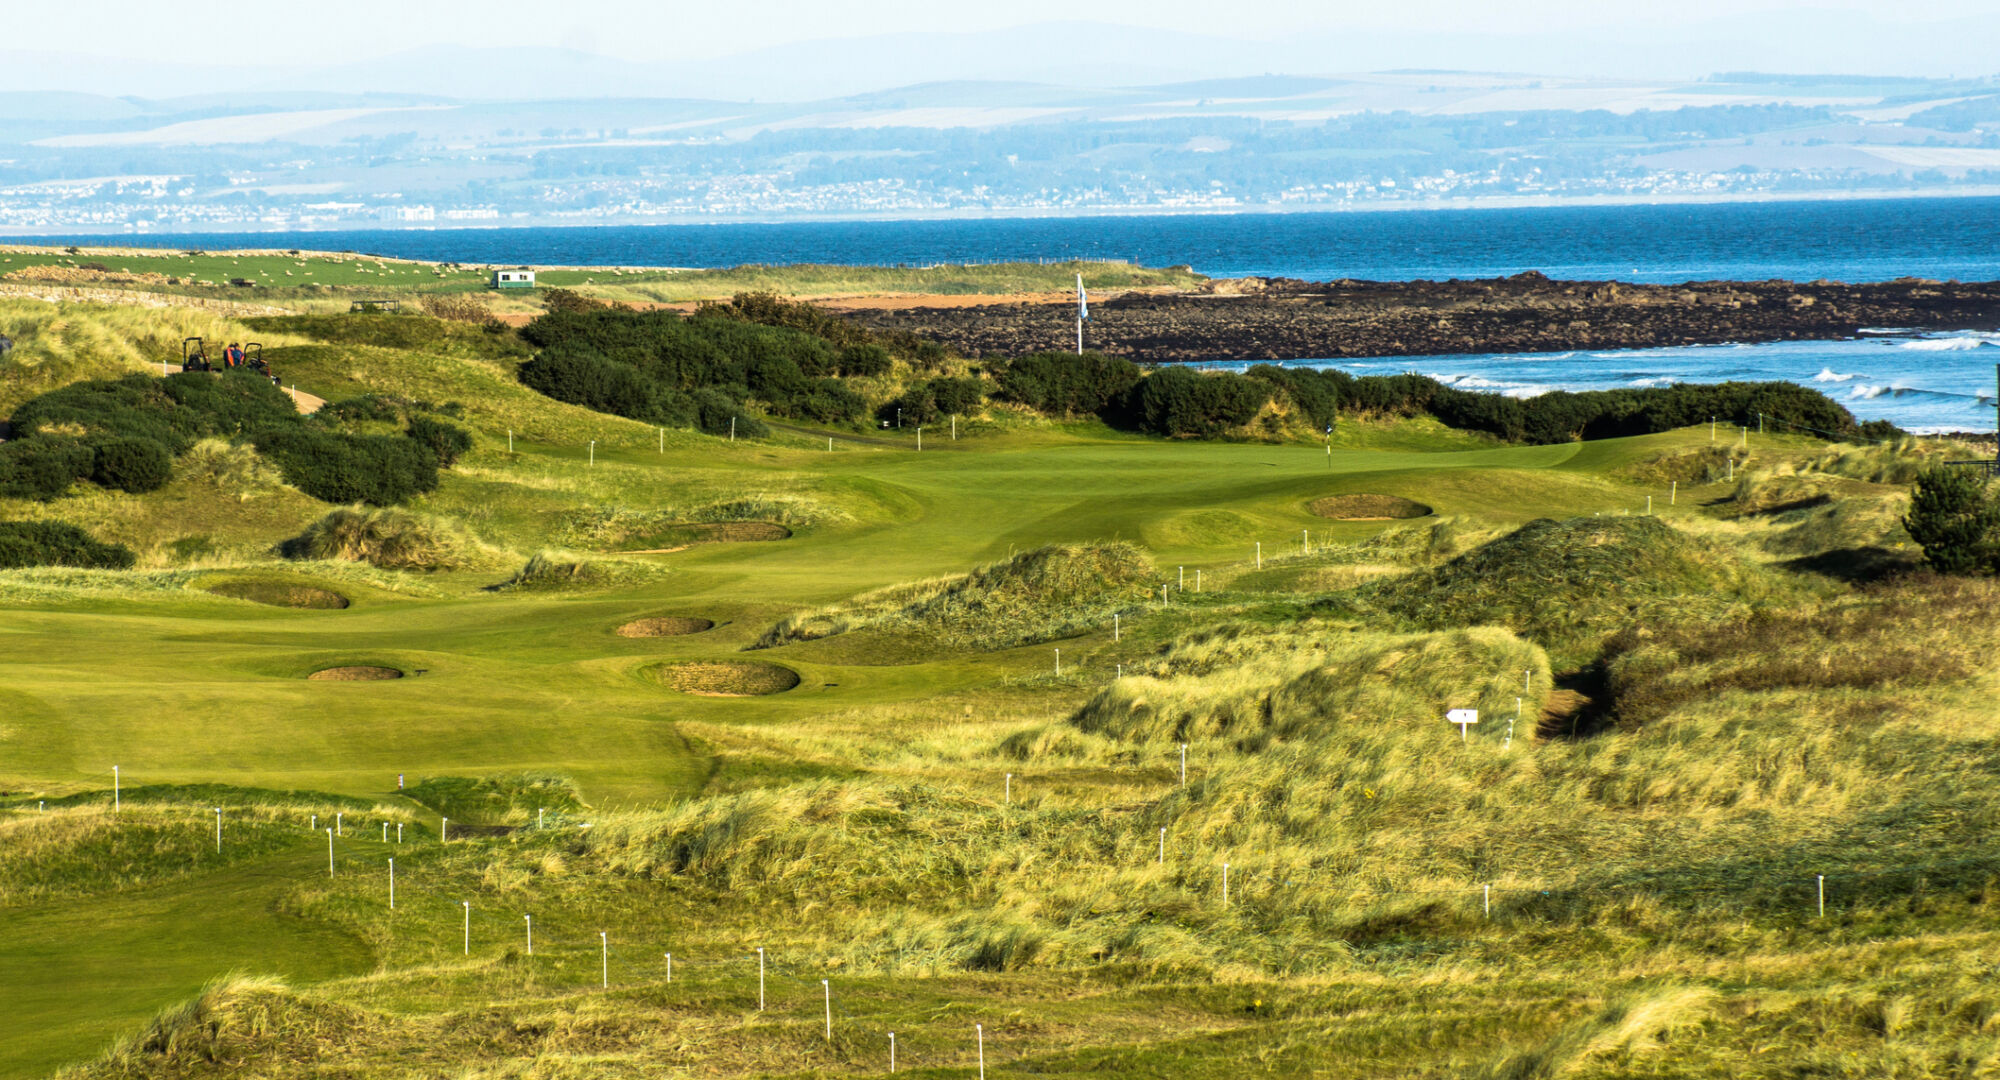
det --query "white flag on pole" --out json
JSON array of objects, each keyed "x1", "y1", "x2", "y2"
[{"x1": 1076, "y1": 273, "x2": 1088, "y2": 320}]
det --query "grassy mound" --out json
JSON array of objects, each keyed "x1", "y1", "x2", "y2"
[
  {"x1": 282, "y1": 506, "x2": 503, "y2": 571},
  {"x1": 1616, "y1": 445, "x2": 1747, "y2": 485},
  {"x1": 489, "y1": 550, "x2": 664, "y2": 592},
  {"x1": 757, "y1": 542, "x2": 1154, "y2": 652},
  {"x1": 1308, "y1": 493, "x2": 1433, "y2": 520},
  {"x1": 203, "y1": 579, "x2": 349, "y2": 609},
  {"x1": 401, "y1": 773, "x2": 583, "y2": 825},
  {"x1": 645, "y1": 660, "x2": 800, "y2": 696},
  {"x1": 1070, "y1": 624, "x2": 1546, "y2": 746},
  {"x1": 616, "y1": 616, "x2": 714, "y2": 637},
  {"x1": 1343, "y1": 516, "x2": 1763, "y2": 656},
  {"x1": 306, "y1": 665, "x2": 402, "y2": 681}
]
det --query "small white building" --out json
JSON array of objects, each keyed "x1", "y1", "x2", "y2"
[{"x1": 491, "y1": 268, "x2": 535, "y2": 290}]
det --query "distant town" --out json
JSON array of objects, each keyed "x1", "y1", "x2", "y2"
[{"x1": 4, "y1": 71, "x2": 1998, "y2": 232}]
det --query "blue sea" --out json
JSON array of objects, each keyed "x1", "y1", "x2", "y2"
[{"x1": 24, "y1": 197, "x2": 2000, "y2": 430}]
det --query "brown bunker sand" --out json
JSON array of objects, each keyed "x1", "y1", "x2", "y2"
[
  {"x1": 307, "y1": 666, "x2": 404, "y2": 681},
  {"x1": 616, "y1": 616, "x2": 716, "y2": 638},
  {"x1": 206, "y1": 581, "x2": 350, "y2": 609},
  {"x1": 1309, "y1": 494, "x2": 1434, "y2": 520},
  {"x1": 648, "y1": 661, "x2": 800, "y2": 696}
]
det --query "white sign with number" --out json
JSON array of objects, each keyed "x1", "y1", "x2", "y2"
[{"x1": 1447, "y1": 709, "x2": 1479, "y2": 740}]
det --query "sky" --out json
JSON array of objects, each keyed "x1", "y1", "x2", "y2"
[{"x1": 13, "y1": 0, "x2": 1997, "y2": 66}]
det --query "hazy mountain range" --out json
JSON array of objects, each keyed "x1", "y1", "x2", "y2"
[{"x1": 5, "y1": 14, "x2": 2000, "y2": 102}]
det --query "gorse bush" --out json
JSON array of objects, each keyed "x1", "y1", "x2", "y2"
[
  {"x1": 0, "y1": 520, "x2": 135, "y2": 569},
  {"x1": 404, "y1": 416, "x2": 472, "y2": 468},
  {"x1": 0, "y1": 436, "x2": 94, "y2": 500},
  {"x1": 252, "y1": 429, "x2": 439, "y2": 506},
  {"x1": 1903, "y1": 465, "x2": 1999, "y2": 575},
  {"x1": 991, "y1": 351, "x2": 1140, "y2": 416},
  {"x1": 88, "y1": 437, "x2": 172, "y2": 493},
  {"x1": 1137, "y1": 365, "x2": 1271, "y2": 436},
  {"x1": 517, "y1": 308, "x2": 867, "y2": 429}
]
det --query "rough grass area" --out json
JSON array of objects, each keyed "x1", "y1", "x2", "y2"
[
  {"x1": 1068, "y1": 624, "x2": 1547, "y2": 746},
  {"x1": 645, "y1": 660, "x2": 800, "y2": 696},
  {"x1": 202, "y1": 579, "x2": 349, "y2": 609},
  {"x1": 757, "y1": 542, "x2": 1153, "y2": 651},
  {"x1": 616, "y1": 616, "x2": 715, "y2": 637},
  {"x1": 489, "y1": 550, "x2": 666, "y2": 591},
  {"x1": 401, "y1": 774, "x2": 583, "y2": 826},
  {"x1": 1339, "y1": 516, "x2": 1769, "y2": 659},
  {"x1": 282, "y1": 506, "x2": 506, "y2": 572},
  {"x1": 1307, "y1": 493, "x2": 1432, "y2": 519},
  {"x1": 305, "y1": 666, "x2": 403, "y2": 681}
]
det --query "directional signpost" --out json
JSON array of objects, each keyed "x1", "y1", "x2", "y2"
[{"x1": 1447, "y1": 708, "x2": 1479, "y2": 742}]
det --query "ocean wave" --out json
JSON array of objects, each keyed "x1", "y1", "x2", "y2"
[
  {"x1": 1628, "y1": 376, "x2": 1675, "y2": 387},
  {"x1": 1847, "y1": 383, "x2": 1992, "y2": 403},
  {"x1": 1813, "y1": 367, "x2": 1868, "y2": 383},
  {"x1": 1898, "y1": 337, "x2": 1996, "y2": 351}
]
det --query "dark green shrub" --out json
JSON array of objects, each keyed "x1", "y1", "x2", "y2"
[
  {"x1": 994, "y1": 352, "x2": 1140, "y2": 416},
  {"x1": 0, "y1": 437, "x2": 95, "y2": 500},
  {"x1": 928, "y1": 376, "x2": 984, "y2": 415},
  {"x1": 406, "y1": 416, "x2": 473, "y2": 468},
  {"x1": 837, "y1": 344, "x2": 893, "y2": 377},
  {"x1": 0, "y1": 520, "x2": 135, "y2": 569},
  {"x1": 253, "y1": 429, "x2": 440, "y2": 506},
  {"x1": 1136, "y1": 366, "x2": 1270, "y2": 437},
  {"x1": 1903, "y1": 465, "x2": 2000, "y2": 574},
  {"x1": 693, "y1": 388, "x2": 770, "y2": 438},
  {"x1": 89, "y1": 437, "x2": 173, "y2": 493},
  {"x1": 789, "y1": 378, "x2": 864, "y2": 425}
]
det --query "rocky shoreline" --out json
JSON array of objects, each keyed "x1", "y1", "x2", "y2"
[{"x1": 850, "y1": 273, "x2": 2000, "y2": 363}]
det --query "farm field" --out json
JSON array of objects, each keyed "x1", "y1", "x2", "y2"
[{"x1": 2, "y1": 298, "x2": 1998, "y2": 1079}]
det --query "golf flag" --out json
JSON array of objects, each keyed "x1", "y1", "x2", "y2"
[{"x1": 1076, "y1": 274, "x2": 1088, "y2": 320}]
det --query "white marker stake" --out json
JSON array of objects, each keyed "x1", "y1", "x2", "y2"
[
  {"x1": 1484, "y1": 883, "x2": 1491, "y2": 918},
  {"x1": 890, "y1": 1032, "x2": 897, "y2": 1073},
  {"x1": 1179, "y1": 566, "x2": 1184, "y2": 591},
  {"x1": 665, "y1": 953, "x2": 672, "y2": 982},
  {"x1": 952, "y1": 415, "x2": 957, "y2": 440},
  {"x1": 977, "y1": 1023, "x2": 985, "y2": 1080},
  {"x1": 1255, "y1": 541, "x2": 1261, "y2": 569},
  {"x1": 311, "y1": 814, "x2": 316, "y2": 831},
  {"x1": 1671, "y1": 481, "x2": 1678, "y2": 506},
  {"x1": 538, "y1": 808, "x2": 545, "y2": 829},
  {"x1": 1646, "y1": 496, "x2": 1652, "y2": 516},
  {"x1": 1158, "y1": 828, "x2": 1166, "y2": 864},
  {"x1": 659, "y1": 427, "x2": 664, "y2": 453},
  {"x1": 1818, "y1": 875, "x2": 1826, "y2": 917},
  {"x1": 463, "y1": 902, "x2": 471, "y2": 954},
  {"x1": 1005, "y1": 774, "x2": 1012, "y2": 804},
  {"x1": 388, "y1": 858, "x2": 395, "y2": 909},
  {"x1": 757, "y1": 948, "x2": 766, "y2": 1010},
  {"x1": 214, "y1": 808, "x2": 223, "y2": 853},
  {"x1": 1113, "y1": 613, "x2": 1119, "y2": 642},
  {"x1": 1054, "y1": 648, "x2": 1061, "y2": 676},
  {"x1": 508, "y1": 429, "x2": 513, "y2": 453},
  {"x1": 336, "y1": 812, "x2": 343, "y2": 837},
  {"x1": 327, "y1": 829, "x2": 335, "y2": 876},
  {"x1": 730, "y1": 417, "x2": 736, "y2": 441},
  {"x1": 917, "y1": 427, "x2": 922, "y2": 451},
  {"x1": 382, "y1": 822, "x2": 388, "y2": 842},
  {"x1": 1303, "y1": 529, "x2": 1309, "y2": 555},
  {"x1": 1196, "y1": 570, "x2": 1202, "y2": 592},
  {"x1": 1447, "y1": 709, "x2": 1480, "y2": 742},
  {"x1": 823, "y1": 979, "x2": 832, "y2": 1039},
  {"x1": 589, "y1": 440, "x2": 596, "y2": 466},
  {"x1": 441, "y1": 817, "x2": 448, "y2": 842},
  {"x1": 1162, "y1": 584, "x2": 1168, "y2": 604},
  {"x1": 113, "y1": 766, "x2": 120, "y2": 811},
  {"x1": 525, "y1": 914, "x2": 533, "y2": 956},
  {"x1": 397, "y1": 823, "x2": 403, "y2": 844},
  {"x1": 601, "y1": 932, "x2": 608, "y2": 988},
  {"x1": 828, "y1": 436, "x2": 834, "y2": 452}
]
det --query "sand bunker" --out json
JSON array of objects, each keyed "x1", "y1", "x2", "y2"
[
  {"x1": 207, "y1": 581, "x2": 350, "y2": 609},
  {"x1": 616, "y1": 616, "x2": 716, "y2": 638},
  {"x1": 1308, "y1": 494, "x2": 1434, "y2": 520},
  {"x1": 308, "y1": 666, "x2": 404, "y2": 681},
  {"x1": 647, "y1": 661, "x2": 799, "y2": 697}
]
